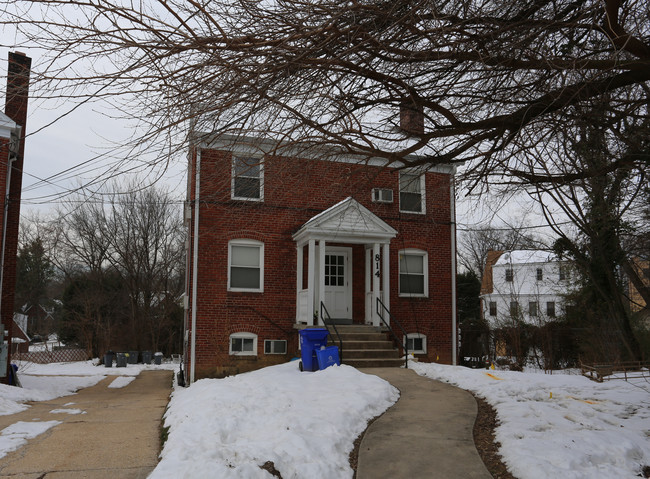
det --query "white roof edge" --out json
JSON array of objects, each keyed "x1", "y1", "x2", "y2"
[
  {"x1": 194, "y1": 132, "x2": 457, "y2": 175},
  {"x1": 293, "y1": 197, "x2": 398, "y2": 244},
  {"x1": 0, "y1": 112, "x2": 18, "y2": 139},
  {"x1": 495, "y1": 250, "x2": 562, "y2": 266}
]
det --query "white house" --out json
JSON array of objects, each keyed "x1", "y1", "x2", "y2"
[{"x1": 480, "y1": 250, "x2": 572, "y2": 328}]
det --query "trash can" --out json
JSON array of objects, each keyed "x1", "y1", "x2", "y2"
[
  {"x1": 316, "y1": 346, "x2": 340, "y2": 370},
  {"x1": 104, "y1": 351, "x2": 115, "y2": 368},
  {"x1": 154, "y1": 352, "x2": 163, "y2": 365},
  {"x1": 116, "y1": 352, "x2": 127, "y2": 367},
  {"x1": 141, "y1": 351, "x2": 152, "y2": 364},
  {"x1": 128, "y1": 351, "x2": 138, "y2": 364},
  {"x1": 298, "y1": 328, "x2": 329, "y2": 372}
]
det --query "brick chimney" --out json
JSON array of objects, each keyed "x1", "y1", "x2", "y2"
[
  {"x1": 399, "y1": 100, "x2": 424, "y2": 136},
  {"x1": 1, "y1": 51, "x2": 31, "y2": 384}
]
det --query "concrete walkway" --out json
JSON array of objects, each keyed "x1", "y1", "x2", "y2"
[
  {"x1": 357, "y1": 368, "x2": 492, "y2": 479},
  {"x1": 0, "y1": 369, "x2": 172, "y2": 479}
]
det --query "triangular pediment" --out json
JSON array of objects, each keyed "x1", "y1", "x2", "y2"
[{"x1": 293, "y1": 197, "x2": 397, "y2": 245}]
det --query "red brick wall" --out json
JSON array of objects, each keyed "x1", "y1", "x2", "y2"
[
  {"x1": 187, "y1": 147, "x2": 454, "y2": 378},
  {"x1": 2, "y1": 52, "x2": 31, "y2": 383}
]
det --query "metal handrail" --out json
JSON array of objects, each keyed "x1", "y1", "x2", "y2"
[
  {"x1": 320, "y1": 302, "x2": 343, "y2": 363},
  {"x1": 376, "y1": 297, "x2": 408, "y2": 368}
]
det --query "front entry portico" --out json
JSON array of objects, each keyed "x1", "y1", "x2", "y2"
[{"x1": 293, "y1": 197, "x2": 397, "y2": 327}]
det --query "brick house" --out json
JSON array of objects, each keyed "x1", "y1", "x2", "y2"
[
  {"x1": 1, "y1": 52, "x2": 31, "y2": 383},
  {"x1": 184, "y1": 121, "x2": 458, "y2": 381}
]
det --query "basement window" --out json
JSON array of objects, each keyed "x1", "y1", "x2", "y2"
[
  {"x1": 264, "y1": 340, "x2": 287, "y2": 355},
  {"x1": 229, "y1": 332, "x2": 258, "y2": 356},
  {"x1": 404, "y1": 333, "x2": 427, "y2": 354}
]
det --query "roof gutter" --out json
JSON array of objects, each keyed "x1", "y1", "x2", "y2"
[
  {"x1": 450, "y1": 174, "x2": 458, "y2": 366},
  {"x1": 190, "y1": 148, "x2": 200, "y2": 384}
]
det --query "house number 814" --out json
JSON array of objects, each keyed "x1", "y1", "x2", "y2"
[{"x1": 375, "y1": 254, "x2": 380, "y2": 277}]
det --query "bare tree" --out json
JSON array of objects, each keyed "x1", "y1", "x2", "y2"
[
  {"x1": 3, "y1": 0, "x2": 648, "y2": 357},
  {"x1": 1, "y1": 0, "x2": 647, "y2": 185},
  {"x1": 528, "y1": 100, "x2": 648, "y2": 360},
  {"x1": 458, "y1": 223, "x2": 542, "y2": 277},
  {"x1": 103, "y1": 182, "x2": 185, "y2": 353},
  {"x1": 48, "y1": 182, "x2": 184, "y2": 355}
]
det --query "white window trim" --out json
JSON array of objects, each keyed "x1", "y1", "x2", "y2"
[
  {"x1": 228, "y1": 239, "x2": 264, "y2": 292},
  {"x1": 231, "y1": 156, "x2": 264, "y2": 202},
  {"x1": 399, "y1": 171, "x2": 426, "y2": 214},
  {"x1": 404, "y1": 333, "x2": 427, "y2": 354},
  {"x1": 229, "y1": 332, "x2": 258, "y2": 356},
  {"x1": 264, "y1": 339, "x2": 287, "y2": 355},
  {"x1": 398, "y1": 248, "x2": 428, "y2": 298}
]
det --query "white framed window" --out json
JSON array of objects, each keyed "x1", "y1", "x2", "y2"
[
  {"x1": 536, "y1": 268, "x2": 543, "y2": 281},
  {"x1": 399, "y1": 172, "x2": 425, "y2": 214},
  {"x1": 489, "y1": 301, "x2": 497, "y2": 316},
  {"x1": 529, "y1": 301, "x2": 538, "y2": 317},
  {"x1": 505, "y1": 268, "x2": 513, "y2": 282},
  {"x1": 509, "y1": 301, "x2": 520, "y2": 317},
  {"x1": 232, "y1": 156, "x2": 263, "y2": 201},
  {"x1": 399, "y1": 249, "x2": 428, "y2": 297},
  {"x1": 229, "y1": 332, "x2": 258, "y2": 355},
  {"x1": 264, "y1": 339, "x2": 287, "y2": 355},
  {"x1": 404, "y1": 333, "x2": 427, "y2": 354},
  {"x1": 228, "y1": 239, "x2": 264, "y2": 292},
  {"x1": 546, "y1": 301, "x2": 556, "y2": 318}
]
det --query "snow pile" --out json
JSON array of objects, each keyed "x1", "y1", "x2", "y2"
[
  {"x1": 0, "y1": 375, "x2": 103, "y2": 416},
  {"x1": 0, "y1": 360, "x2": 178, "y2": 416},
  {"x1": 411, "y1": 362, "x2": 650, "y2": 479},
  {"x1": 151, "y1": 362, "x2": 399, "y2": 479},
  {"x1": 108, "y1": 376, "x2": 136, "y2": 388},
  {"x1": 49, "y1": 408, "x2": 86, "y2": 415},
  {"x1": 0, "y1": 421, "x2": 61, "y2": 459}
]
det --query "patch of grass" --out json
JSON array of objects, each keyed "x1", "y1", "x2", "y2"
[{"x1": 160, "y1": 424, "x2": 170, "y2": 449}]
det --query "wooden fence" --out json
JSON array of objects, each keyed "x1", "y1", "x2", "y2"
[
  {"x1": 13, "y1": 349, "x2": 89, "y2": 364},
  {"x1": 581, "y1": 361, "x2": 650, "y2": 382}
]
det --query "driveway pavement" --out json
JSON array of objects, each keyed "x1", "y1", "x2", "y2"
[{"x1": 0, "y1": 370, "x2": 172, "y2": 479}]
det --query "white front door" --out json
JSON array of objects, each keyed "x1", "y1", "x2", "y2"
[{"x1": 324, "y1": 248, "x2": 352, "y2": 320}]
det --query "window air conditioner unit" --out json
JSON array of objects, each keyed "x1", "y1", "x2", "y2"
[{"x1": 372, "y1": 188, "x2": 394, "y2": 203}]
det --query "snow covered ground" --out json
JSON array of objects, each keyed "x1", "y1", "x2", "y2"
[
  {"x1": 411, "y1": 362, "x2": 650, "y2": 479},
  {"x1": 0, "y1": 360, "x2": 178, "y2": 416},
  {"x1": 1, "y1": 359, "x2": 649, "y2": 478}
]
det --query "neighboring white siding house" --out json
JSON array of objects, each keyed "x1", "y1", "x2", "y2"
[{"x1": 480, "y1": 250, "x2": 571, "y2": 328}]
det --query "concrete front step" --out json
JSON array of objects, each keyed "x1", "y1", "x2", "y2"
[
  {"x1": 344, "y1": 349, "x2": 400, "y2": 359},
  {"x1": 324, "y1": 324, "x2": 403, "y2": 368},
  {"x1": 344, "y1": 358, "x2": 405, "y2": 368},
  {"x1": 325, "y1": 324, "x2": 381, "y2": 333},
  {"x1": 332, "y1": 340, "x2": 394, "y2": 350},
  {"x1": 330, "y1": 332, "x2": 387, "y2": 342}
]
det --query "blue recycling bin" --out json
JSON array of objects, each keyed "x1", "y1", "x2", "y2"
[
  {"x1": 316, "y1": 346, "x2": 340, "y2": 370},
  {"x1": 299, "y1": 328, "x2": 329, "y2": 371}
]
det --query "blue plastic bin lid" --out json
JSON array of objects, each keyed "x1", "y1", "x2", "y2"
[{"x1": 299, "y1": 328, "x2": 329, "y2": 340}]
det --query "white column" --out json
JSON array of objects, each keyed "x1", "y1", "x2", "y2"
[
  {"x1": 318, "y1": 240, "x2": 326, "y2": 325},
  {"x1": 296, "y1": 244, "x2": 303, "y2": 322},
  {"x1": 382, "y1": 243, "x2": 390, "y2": 325},
  {"x1": 365, "y1": 247, "x2": 371, "y2": 324},
  {"x1": 307, "y1": 239, "x2": 315, "y2": 326},
  {"x1": 372, "y1": 242, "x2": 380, "y2": 326}
]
